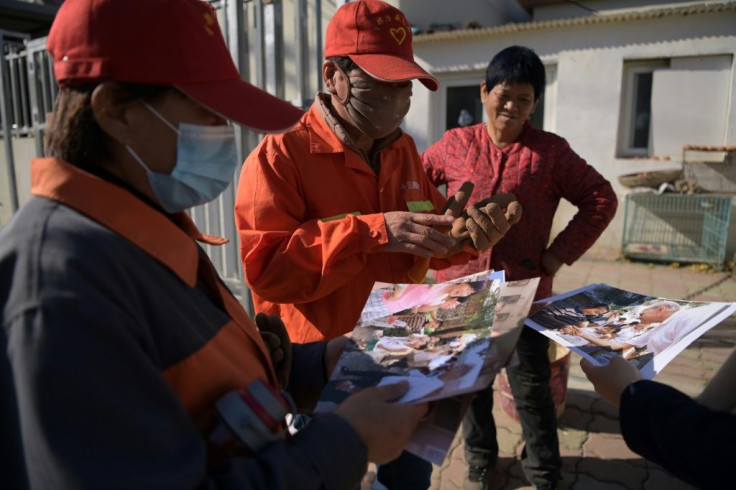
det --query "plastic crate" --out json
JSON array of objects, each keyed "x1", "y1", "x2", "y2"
[{"x1": 621, "y1": 193, "x2": 733, "y2": 270}]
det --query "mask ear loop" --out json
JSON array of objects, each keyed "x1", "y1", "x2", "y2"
[
  {"x1": 332, "y1": 63, "x2": 352, "y2": 106},
  {"x1": 142, "y1": 101, "x2": 180, "y2": 135}
]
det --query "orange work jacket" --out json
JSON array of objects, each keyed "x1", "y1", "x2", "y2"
[
  {"x1": 31, "y1": 158, "x2": 276, "y2": 421},
  {"x1": 235, "y1": 103, "x2": 468, "y2": 342}
]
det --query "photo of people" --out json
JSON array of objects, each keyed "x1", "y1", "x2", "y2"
[
  {"x1": 316, "y1": 275, "x2": 541, "y2": 465},
  {"x1": 526, "y1": 283, "x2": 736, "y2": 378},
  {"x1": 359, "y1": 281, "x2": 492, "y2": 325},
  {"x1": 319, "y1": 279, "x2": 499, "y2": 409}
]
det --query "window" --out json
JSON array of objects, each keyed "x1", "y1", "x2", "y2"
[
  {"x1": 445, "y1": 85, "x2": 483, "y2": 131},
  {"x1": 618, "y1": 56, "x2": 732, "y2": 159},
  {"x1": 618, "y1": 60, "x2": 669, "y2": 157}
]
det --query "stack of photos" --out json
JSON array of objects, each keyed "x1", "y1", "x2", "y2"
[
  {"x1": 319, "y1": 279, "x2": 501, "y2": 409},
  {"x1": 526, "y1": 283, "x2": 736, "y2": 379},
  {"x1": 316, "y1": 272, "x2": 540, "y2": 464}
]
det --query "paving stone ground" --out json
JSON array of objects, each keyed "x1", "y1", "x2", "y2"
[{"x1": 362, "y1": 248, "x2": 736, "y2": 490}]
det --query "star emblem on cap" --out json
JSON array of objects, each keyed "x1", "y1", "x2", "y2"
[{"x1": 203, "y1": 11, "x2": 216, "y2": 36}]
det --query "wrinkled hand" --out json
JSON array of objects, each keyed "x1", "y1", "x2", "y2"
[
  {"x1": 324, "y1": 335, "x2": 349, "y2": 378},
  {"x1": 580, "y1": 356, "x2": 641, "y2": 407},
  {"x1": 335, "y1": 381, "x2": 429, "y2": 463},
  {"x1": 255, "y1": 313, "x2": 292, "y2": 389},
  {"x1": 541, "y1": 250, "x2": 564, "y2": 276},
  {"x1": 450, "y1": 193, "x2": 522, "y2": 252},
  {"x1": 405, "y1": 182, "x2": 474, "y2": 282},
  {"x1": 383, "y1": 211, "x2": 456, "y2": 258}
]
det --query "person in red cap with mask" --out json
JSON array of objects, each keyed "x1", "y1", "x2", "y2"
[
  {"x1": 0, "y1": 1, "x2": 435, "y2": 489},
  {"x1": 234, "y1": 0, "x2": 521, "y2": 488}
]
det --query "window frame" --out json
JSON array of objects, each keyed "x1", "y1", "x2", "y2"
[{"x1": 617, "y1": 59, "x2": 669, "y2": 158}]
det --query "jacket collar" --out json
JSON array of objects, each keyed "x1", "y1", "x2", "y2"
[{"x1": 30, "y1": 158, "x2": 226, "y2": 287}]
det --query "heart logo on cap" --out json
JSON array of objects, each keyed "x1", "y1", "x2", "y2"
[{"x1": 389, "y1": 27, "x2": 407, "y2": 45}]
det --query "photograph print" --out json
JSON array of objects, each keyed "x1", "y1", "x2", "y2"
[{"x1": 525, "y1": 283, "x2": 736, "y2": 379}]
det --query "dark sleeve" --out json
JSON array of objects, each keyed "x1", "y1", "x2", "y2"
[
  {"x1": 287, "y1": 342, "x2": 328, "y2": 412},
  {"x1": 7, "y1": 301, "x2": 366, "y2": 490},
  {"x1": 619, "y1": 379, "x2": 736, "y2": 488},
  {"x1": 546, "y1": 140, "x2": 618, "y2": 265},
  {"x1": 0, "y1": 327, "x2": 30, "y2": 490}
]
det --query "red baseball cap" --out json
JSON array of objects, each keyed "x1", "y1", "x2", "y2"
[
  {"x1": 324, "y1": 0, "x2": 438, "y2": 91},
  {"x1": 47, "y1": 0, "x2": 303, "y2": 132}
]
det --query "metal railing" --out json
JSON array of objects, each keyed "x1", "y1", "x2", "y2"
[{"x1": 1, "y1": 0, "x2": 339, "y2": 312}]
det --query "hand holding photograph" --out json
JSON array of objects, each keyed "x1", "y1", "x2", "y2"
[
  {"x1": 315, "y1": 272, "x2": 539, "y2": 464},
  {"x1": 525, "y1": 283, "x2": 736, "y2": 379}
]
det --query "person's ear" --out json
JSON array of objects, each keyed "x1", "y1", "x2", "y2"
[
  {"x1": 91, "y1": 82, "x2": 137, "y2": 146},
  {"x1": 323, "y1": 60, "x2": 350, "y2": 105},
  {"x1": 480, "y1": 82, "x2": 490, "y2": 103}
]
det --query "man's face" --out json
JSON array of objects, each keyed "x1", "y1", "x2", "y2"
[
  {"x1": 481, "y1": 81, "x2": 538, "y2": 137},
  {"x1": 640, "y1": 304, "x2": 678, "y2": 324},
  {"x1": 343, "y1": 67, "x2": 413, "y2": 140}
]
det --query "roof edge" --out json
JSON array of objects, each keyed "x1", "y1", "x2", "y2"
[{"x1": 413, "y1": 2, "x2": 736, "y2": 44}]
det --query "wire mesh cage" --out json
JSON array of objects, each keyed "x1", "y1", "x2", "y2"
[{"x1": 621, "y1": 193, "x2": 733, "y2": 270}]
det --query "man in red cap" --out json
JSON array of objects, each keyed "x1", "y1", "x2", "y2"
[
  {"x1": 235, "y1": 0, "x2": 521, "y2": 488},
  {"x1": 0, "y1": 1, "x2": 435, "y2": 488}
]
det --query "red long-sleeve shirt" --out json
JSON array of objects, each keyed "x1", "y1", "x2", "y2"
[{"x1": 422, "y1": 122, "x2": 617, "y2": 300}]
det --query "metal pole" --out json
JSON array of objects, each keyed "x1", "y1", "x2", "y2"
[
  {"x1": 25, "y1": 43, "x2": 43, "y2": 158},
  {"x1": 294, "y1": 0, "x2": 310, "y2": 109},
  {"x1": 0, "y1": 33, "x2": 20, "y2": 213},
  {"x1": 253, "y1": 0, "x2": 266, "y2": 90},
  {"x1": 225, "y1": 0, "x2": 249, "y2": 166},
  {"x1": 294, "y1": 0, "x2": 309, "y2": 108},
  {"x1": 315, "y1": 0, "x2": 323, "y2": 93},
  {"x1": 222, "y1": 0, "x2": 258, "y2": 313},
  {"x1": 263, "y1": 0, "x2": 284, "y2": 98}
]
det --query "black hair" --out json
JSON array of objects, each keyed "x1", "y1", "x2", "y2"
[
  {"x1": 45, "y1": 84, "x2": 169, "y2": 170},
  {"x1": 484, "y1": 46, "x2": 545, "y2": 100}
]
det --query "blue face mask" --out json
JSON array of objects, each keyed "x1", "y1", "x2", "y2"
[{"x1": 126, "y1": 103, "x2": 238, "y2": 213}]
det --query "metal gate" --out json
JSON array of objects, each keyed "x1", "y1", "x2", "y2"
[{"x1": 0, "y1": 0, "x2": 340, "y2": 312}]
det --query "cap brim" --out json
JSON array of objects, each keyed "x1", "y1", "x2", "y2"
[
  {"x1": 348, "y1": 53, "x2": 438, "y2": 91},
  {"x1": 176, "y1": 78, "x2": 304, "y2": 132}
]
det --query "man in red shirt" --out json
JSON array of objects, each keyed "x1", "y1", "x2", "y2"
[{"x1": 422, "y1": 46, "x2": 617, "y2": 489}]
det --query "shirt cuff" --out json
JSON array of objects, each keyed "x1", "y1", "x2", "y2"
[
  {"x1": 287, "y1": 342, "x2": 328, "y2": 413},
  {"x1": 356, "y1": 214, "x2": 389, "y2": 253}
]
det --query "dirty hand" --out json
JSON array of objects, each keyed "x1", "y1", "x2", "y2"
[
  {"x1": 450, "y1": 193, "x2": 522, "y2": 251},
  {"x1": 335, "y1": 381, "x2": 429, "y2": 463},
  {"x1": 255, "y1": 313, "x2": 292, "y2": 389},
  {"x1": 404, "y1": 182, "x2": 475, "y2": 282},
  {"x1": 580, "y1": 356, "x2": 641, "y2": 407},
  {"x1": 383, "y1": 211, "x2": 456, "y2": 258},
  {"x1": 434, "y1": 181, "x2": 475, "y2": 256}
]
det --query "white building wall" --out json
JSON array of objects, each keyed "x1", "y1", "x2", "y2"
[
  {"x1": 408, "y1": 8, "x2": 736, "y2": 254},
  {"x1": 392, "y1": 0, "x2": 529, "y2": 31}
]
